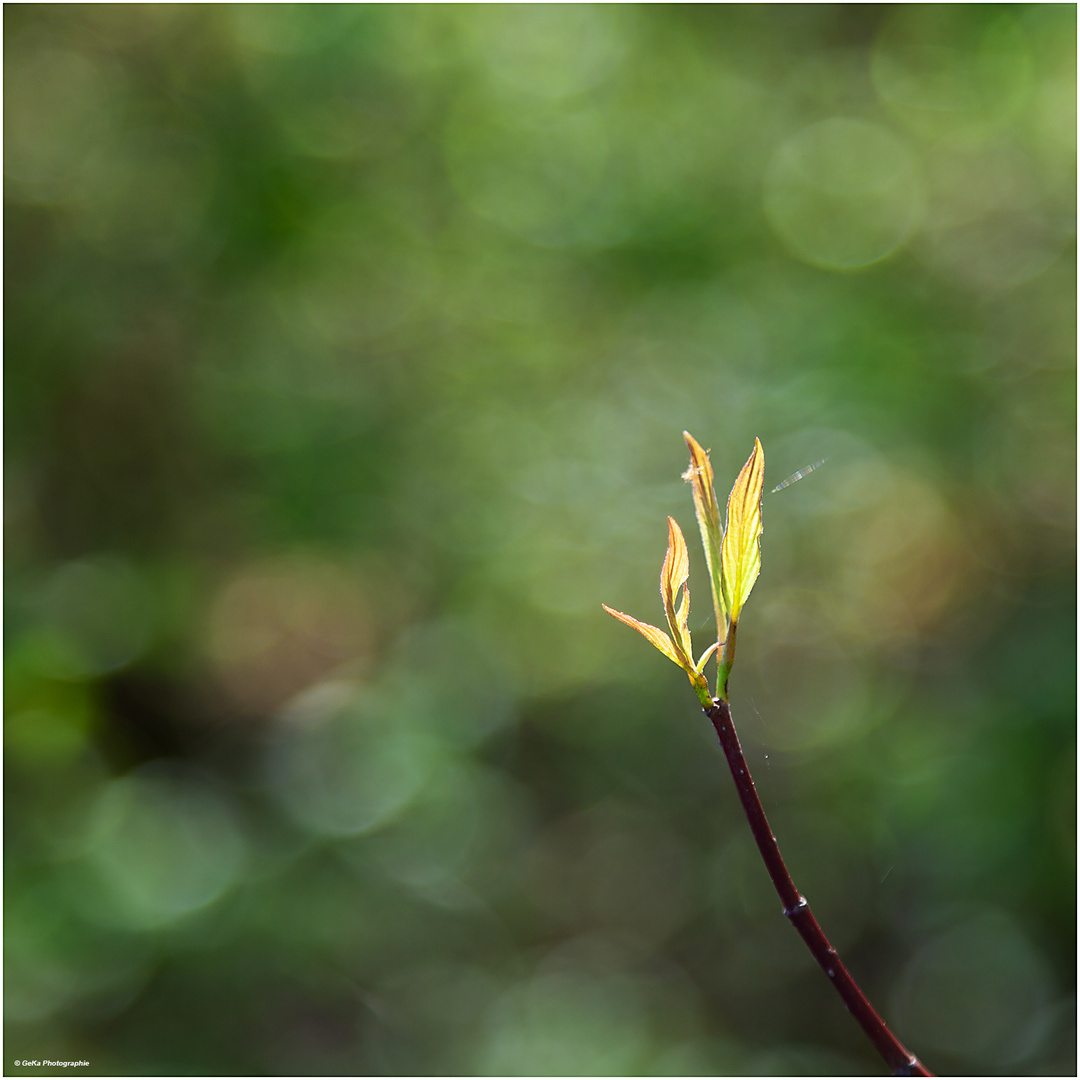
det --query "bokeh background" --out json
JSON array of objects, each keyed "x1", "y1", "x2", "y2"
[{"x1": 4, "y1": 4, "x2": 1075, "y2": 1076}]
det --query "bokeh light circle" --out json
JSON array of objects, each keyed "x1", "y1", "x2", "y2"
[
  {"x1": 892, "y1": 909, "x2": 1055, "y2": 1066},
  {"x1": 82, "y1": 764, "x2": 247, "y2": 929},
  {"x1": 763, "y1": 117, "x2": 922, "y2": 270},
  {"x1": 3, "y1": 45, "x2": 115, "y2": 200},
  {"x1": 268, "y1": 690, "x2": 440, "y2": 838},
  {"x1": 871, "y1": 8, "x2": 1033, "y2": 139}
]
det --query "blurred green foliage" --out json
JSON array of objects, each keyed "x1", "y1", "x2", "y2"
[{"x1": 5, "y1": 5, "x2": 1075, "y2": 1075}]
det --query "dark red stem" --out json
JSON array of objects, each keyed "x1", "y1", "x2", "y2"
[{"x1": 706, "y1": 699, "x2": 933, "y2": 1077}]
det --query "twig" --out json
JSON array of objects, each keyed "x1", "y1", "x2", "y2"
[{"x1": 706, "y1": 698, "x2": 933, "y2": 1077}]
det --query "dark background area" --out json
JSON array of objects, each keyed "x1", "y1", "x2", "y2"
[{"x1": 5, "y1": 4, "x2": 1075, "y2": 1075}]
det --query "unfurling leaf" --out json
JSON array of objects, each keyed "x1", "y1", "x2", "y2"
[
  {"x1": 660, "y1": 516, "x2": 692, "y2": 660},
  {"x1": 683, "y1": 431, "x2": 726, "y2": 636},
  {"x1": 695, "y1": 640, "x2": 720, "y2": 674},
  {"x1": 601, "y1": 605, "x2": 684, "y2": 668},
  {"x1": 604, "y1": 517, "x2": 712, "y2": 707},
  {"x1": 605, "y1": 434, "x2": 766, "y2": 707},
  {"x1": 721, "y1": 437, "x2": 765, "y2": 625}
]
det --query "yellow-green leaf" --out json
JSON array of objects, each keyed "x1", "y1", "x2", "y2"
[
  {"x1": 675, "y1": 580, "x2": 691, "y2": 657},
  {"x1": 660, "y1": 516, "x2": 692, "y2": 660},
  {"x1": 695, "y1": 640, "x2": 720, "y2": 674},
  {"x1": 683, "y1": 431, "x2": 726, "y2": 635},
  {"x1": 602, "y1": 604, "x2": 685, "y2": 669},
  {"x1": 659, "y1": 515, "x2": 689, "y2": 609},
  {"x1": 721, "y1": 437, "x2": 765, "y2": 624},
  {"x1": 603, "y1": 602, "x2": 712, "y2": 705}
]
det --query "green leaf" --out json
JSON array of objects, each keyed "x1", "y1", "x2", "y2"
[
  {"x1": 683, "y1": 431, "x2": 727, "y2": 638},
  {"x1": 695, "y1": 640, "x2": 719, "y2": 674},
  {"x1": 721, "y1": 437, "x2": 765, "y2": 625}
]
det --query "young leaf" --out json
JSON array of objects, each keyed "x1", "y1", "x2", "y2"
[
  {"x1": 695, "y1": 640, "x2": 720, "y2": 674},
  {"x1": 721, "y1": 437, "x2": 765, "y2": 625},
  {"x1": 603, "y1": 601, "x2": 712, "y2": 705},
  {"x1": 682, "y1": 432, "x2": 727, "y2": 636},
  {"x1": 602, "y1": 605, "x2": 684, "y2": 667},
  {"x1": 604, "y1": 517, "x2": 714, "y2": 707},
  {"x1": 660, "y1": 516, "x2": 692, "y2": 660},
  {"x1": 675, "y1": 581, "x2": 692, "y2": 661}
]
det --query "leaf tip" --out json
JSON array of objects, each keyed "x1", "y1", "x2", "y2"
[{"x1": 682, "y1": 430, "x2": 708, "y2": 468}]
